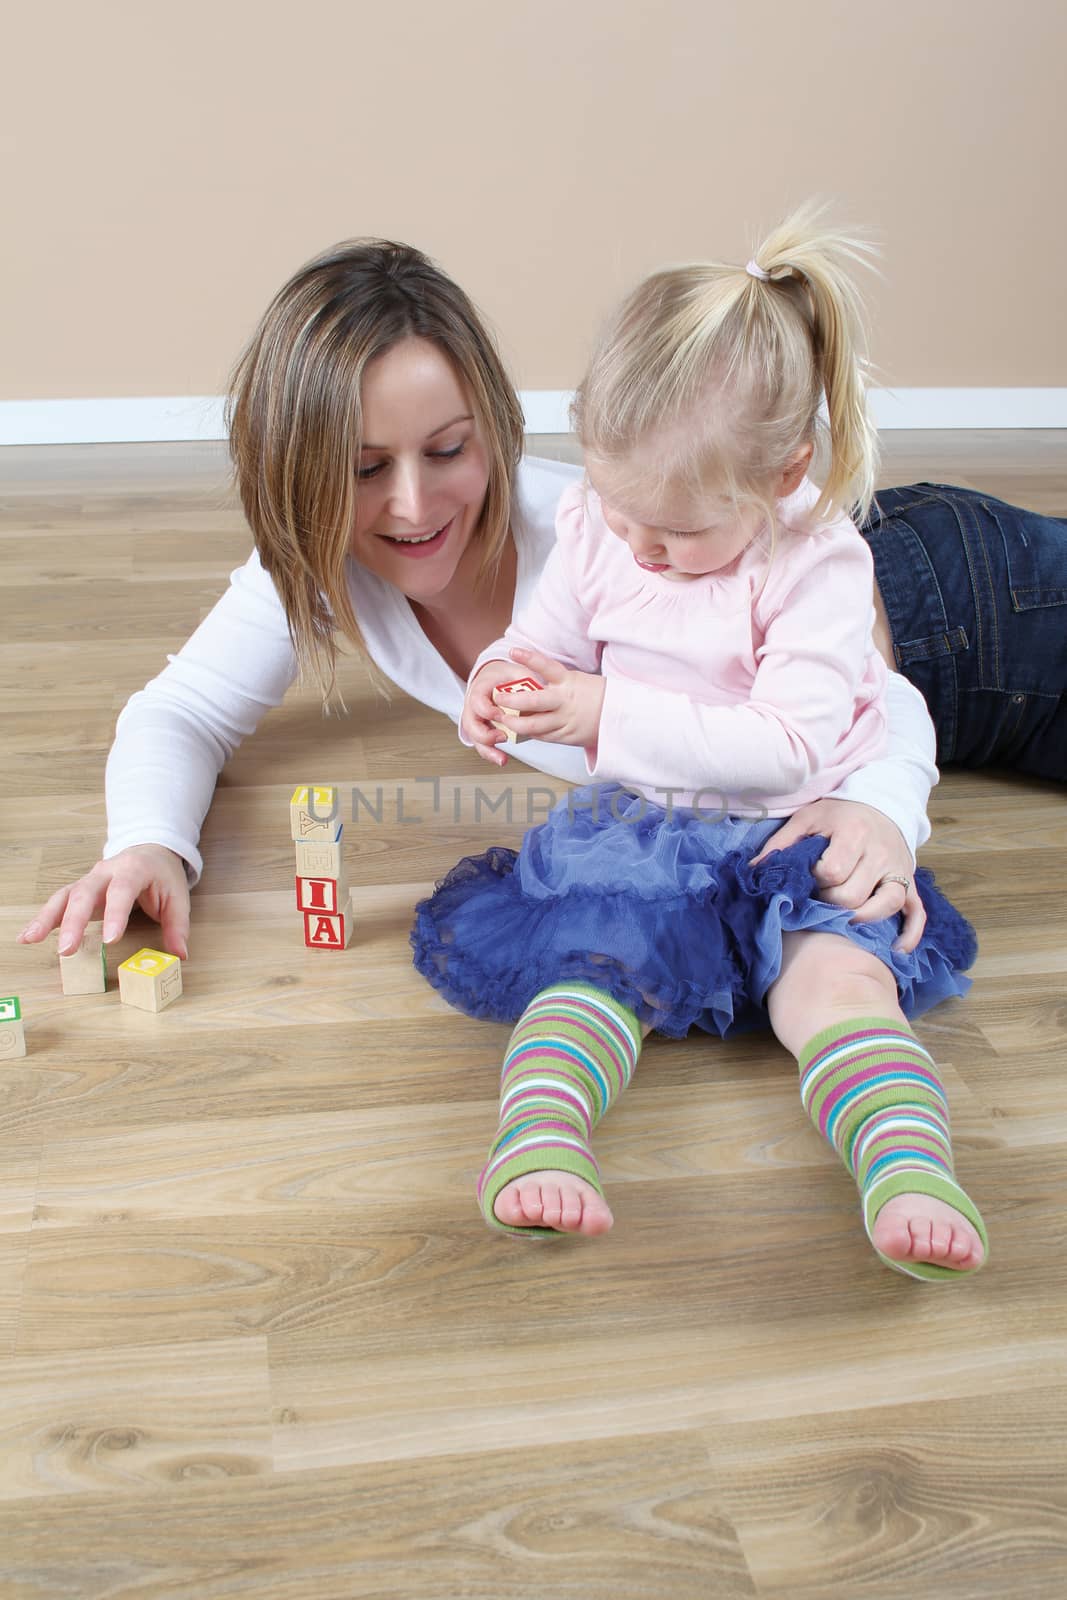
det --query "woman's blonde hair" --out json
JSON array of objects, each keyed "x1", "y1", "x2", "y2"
[
  {"x1": 227, "y1": 240, "x2": 525, "y2": 701},
  {"x1": 572, "y1": 201, "x2": 879, "y2": 533}
]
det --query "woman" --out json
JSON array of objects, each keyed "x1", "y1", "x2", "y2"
[{"x1": 16, "y1": 240, "x2": 1066, "y2": 963}]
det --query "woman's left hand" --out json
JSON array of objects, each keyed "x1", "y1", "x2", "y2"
[
  {"x1": 491, "y1": 647, "x2": 606, "y2": 749},
  {"x1": 749, "y1": 797, "x2": 926, "y2": 952}
]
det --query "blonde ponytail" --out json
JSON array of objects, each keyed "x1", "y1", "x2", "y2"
[
  {"x1": 574, "y1": 201, "x2": 880, "y2": 529},
  {"x1": 746, "y1": 201, "x2": 880, "y2": 523}
]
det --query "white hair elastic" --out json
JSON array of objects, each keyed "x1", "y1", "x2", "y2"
[{"x1": 745, "y1": 259, "x2": 771, "y2": 281}]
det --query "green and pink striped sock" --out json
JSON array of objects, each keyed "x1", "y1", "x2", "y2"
[
  {"x1": 799, "y1": 1017, "x2": 987, "y2": 1281},
  {"x1": 478, "y1": 983, "x2": 642, "y2": 1237}
]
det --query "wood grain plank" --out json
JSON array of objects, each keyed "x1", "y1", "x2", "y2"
[
  {"x1": 0, "y1": 1338, "x2": 272, "y2": 1502},
  {"x1": 713, "y1": 1387, "x2": 1067, "y2": 1599},
  {"x1": 0, "y1": 1433, "x2": 754, "y2": 1600}
]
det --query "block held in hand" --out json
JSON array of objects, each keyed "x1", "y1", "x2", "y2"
[{"x1": 491, "y1": 675, "x2": 544, "y2": 744}]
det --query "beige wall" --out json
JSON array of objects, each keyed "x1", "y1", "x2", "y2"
[{"x1": 4, "y1": 0, "x2": 1065, "y2": 401}]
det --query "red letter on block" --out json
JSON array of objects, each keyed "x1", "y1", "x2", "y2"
[
  {"x1": 296, "y1": 876, "x2": 340, "y2": 914},
  {"x1": 303, "y1": 904, "x2": 354, "y2": 949}
]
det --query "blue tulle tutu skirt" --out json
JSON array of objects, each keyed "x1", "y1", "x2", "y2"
[{"x1": 411, "y1": 785, "x2": 977, "y2": 1038}]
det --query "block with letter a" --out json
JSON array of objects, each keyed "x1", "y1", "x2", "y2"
[{"x1": 303, "y1": 899, "x2": 356, "y2": 950}]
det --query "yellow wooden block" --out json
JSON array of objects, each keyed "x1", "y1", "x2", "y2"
[
  {"x1": 290, "y1": 785, "x2": 341, "y2": 842},
  {"x1": 0, "y1": 996, "x2": 26, "y2": 1058},
  {"x1": 59, "y1": 924, "x2": 108, "y2": 995},
  {"x1": 117, "y1": 949, "x2": 183, "y2": 1013}
]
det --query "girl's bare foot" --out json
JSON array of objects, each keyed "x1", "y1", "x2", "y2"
[
  {"x1": 493, "y1": 1170, "x2": 613, "y2": 1235},
  {"x1": 871, "y1": 1193, "x2": 985, "y2": 1270}
]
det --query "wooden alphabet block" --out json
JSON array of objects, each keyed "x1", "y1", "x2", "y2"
[
  {"x1": 118, "y1": 949, "x2": 183, "y2": 1013},
  {"x1": 296, "y1": 874, "x2": 348, "y2": 915},
  {"x1": 493, "y1": 677, "x2": 543, "y2": 698},
  {"x1": 303, "y1": 898, "x2": 356, "y2": 950},
  {"x1": 59, "y1": 924, "x2": 107, "y2": 995},
  {"x1": 0, "y1": 996, "x2": 26, "y2": 1058},
  {"x1": 290, "y1": 785, "x2": 342, "y2": 842},
  {"x1": 491, "y1": 675, "x2": 544, "y2": 744},
  {"x1": 294, "y1": 833, "x2": 345, "y2": 879}
]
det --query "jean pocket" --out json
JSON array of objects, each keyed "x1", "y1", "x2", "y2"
[
  {"x1": 895, "y1": 625, "x2": 969, "y2": 667},
  {"x1": 990, "y1": 502, "x2": 1067, "y2": 612}
]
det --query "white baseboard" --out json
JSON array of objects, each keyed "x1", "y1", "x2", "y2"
[
  {"x1": 868, "y1": 388, "x2": 1067, "y2": 429},
  {"x1": 1, "y1": 388, "x2": 1065, "y2": 446},
  {"x1": 0, "y1": 396, "x2": 228, "y2": 446}
]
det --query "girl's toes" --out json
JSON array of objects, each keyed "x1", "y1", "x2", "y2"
[
  {"x1": 486, "y1": 1172, "x2": 613, "y2": 1236},
  {"x1": 871, "y1": 1209, "x2": 914, "y2": 1260},
  {"x1": 517, "y1": 1180, "x2": 549, "y2": 1225},
  {"x1": 493, "y1": 1182, "x2": 529, "y2": 1227},
  {"x1": 580, "y1": 1193, "x2": 614, "y2": 1235},
  {"x1": 955, "y1": 1228, "x2": 984, "y2": 1268},
  {"x1": 928, "y1": 1221, "x2": 953, "y2": 1260},
  {"x1": 908, "y1": 1218, "x2": 934, "y2": 1260},
  {"x1": 948, "y1": 1229, "x2": 974, "y2": 1264},
  {"x1": 538, "y1": 1183, "x2": 564, "y2": 1229},
  {"x1": 870, "y1": 1194, "x2": 986, "y2": 1273}
]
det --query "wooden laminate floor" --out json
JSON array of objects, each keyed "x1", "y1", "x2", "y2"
[{"x1": 0, "y1": 435, "x2": 1065, "y2": 1598}]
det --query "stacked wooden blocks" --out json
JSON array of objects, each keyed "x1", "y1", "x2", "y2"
[{"x1": 291, "y1": 785, "x2": 354, "y2": 950}]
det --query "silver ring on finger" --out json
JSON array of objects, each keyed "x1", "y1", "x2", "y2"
[{"x1": 876, "y1": 872, "x2": 911, "y2": 893}]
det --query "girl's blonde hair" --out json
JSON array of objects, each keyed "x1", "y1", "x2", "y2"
[
  {"x1": 572, "y1": 201, "x2": 879, "y2": 531},
  {"x1": 227, "y1": 240, "x2": 525, "y2": 701}
]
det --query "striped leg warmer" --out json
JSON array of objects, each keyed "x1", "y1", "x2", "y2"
[
  {"x1": 478, "y1": 983, "x2": 642, "y2": 1237},
  {"x1": 799, "y1": 1017, "x2": 987, "y2": 1281}
]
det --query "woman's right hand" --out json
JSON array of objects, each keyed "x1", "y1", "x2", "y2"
[
  {"x1": 749, "y1": 798, "x2": 926, "y2": 952},
  {"x1": 16, "y1": 844, "x2": 191, "y2": 960}
]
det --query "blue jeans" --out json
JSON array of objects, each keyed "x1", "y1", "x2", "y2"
[{"x1": 859, "y1": 484, "x2": 1067, "y2": 780}]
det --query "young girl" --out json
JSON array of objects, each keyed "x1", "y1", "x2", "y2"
[{"x1": 412, "y1": 207, "x2": 988, "y2": 1281}]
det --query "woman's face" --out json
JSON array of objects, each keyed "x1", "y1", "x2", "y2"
[{"x1": 349, "y1": 337, "x2": 492, "y2": 602}]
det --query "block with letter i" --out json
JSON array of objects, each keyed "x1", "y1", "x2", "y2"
[
  {"x1": 0, "y1": 996, "x2": 27, "y2": 1058},
  {"x1": 59, "y1": 923, "x2": 107, "y2": 995},
  {"x1": 118, "y1": 949, "x2": 183, "y2": 1013}
]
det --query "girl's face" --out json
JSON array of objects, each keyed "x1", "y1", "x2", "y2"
[
  {"x1": 349, "y1": 338, "x2": 492, "y2": 601},
  {"x1": 586, "y1": 459, "x2": 762, "y2": 583}
]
